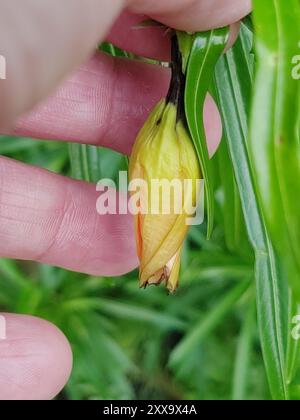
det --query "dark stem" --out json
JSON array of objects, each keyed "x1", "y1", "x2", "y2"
[{"x1": 166, "y1": 34, "x2": 186, "y2": 122}]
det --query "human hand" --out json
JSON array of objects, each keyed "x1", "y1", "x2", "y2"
[{"x1": 0, "y1": 0, "x2": 251, "y2": 400}]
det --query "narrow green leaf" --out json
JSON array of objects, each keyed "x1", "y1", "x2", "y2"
[
  {"x1": 176, "y1": 31, "x2": 194, "y2": 73},
  {"x1": 286, "y1": 292, "x2": 300, "y2": 387},
  {"x1": 100, "y1": 42, "x2": 130, "y2": 58},
  {"x1": 232, "y1": 300, "x2": 256, "y2": 400},
  {"x1": 215, "y1": 133, "x2": 251, "y2": 256},
  {"x1": 69, "y1": 144, "x2": 90, "y2": 181},
  {"x1": 214, "y1": 24, "x2": 290, "y2": 400},
  {"x1": 185, "y1": 28, "x2": 229, "y2": 238},
  {"x1": 242, "y1": 15, "x2": 254, "y2": 34},
  {"x1": 255, "y1": 248, "x2": 289, "y2": 400},
  {"x1": 0, "y1": 259, "x2": 29, "y2": 288}
]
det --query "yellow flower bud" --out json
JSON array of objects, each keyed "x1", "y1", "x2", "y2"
[{"x1": 129, "y1": 99, "x2": 201, "y2": 292}]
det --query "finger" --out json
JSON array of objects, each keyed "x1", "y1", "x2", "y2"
[
  {"x1": 0, "y1": 157, "x2": 138, "y2": 276},
  {"x1": 0, "y1": 0, "x2": 125, "y2": 128},
  {"x1": 11, "y1": 53, "x2": 222, "y2": 157},
  {"x1": 0, "y1": 314, "x2": 72, "y2": 400},
  {"x1": 130, "y1": 0, "x2": 251, "y2": 31},
  {"x1": 11, "y1": 53, "x2": 170, "y2": 156},
  {"x1": 204, "y1": 95, "x2": 223, "y2": 158}
]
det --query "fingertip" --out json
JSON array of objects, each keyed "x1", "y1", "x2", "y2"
[
  {"x1": 0, "y1": 314, "x2": 73, "y2": 400},
  {"x1": 0, "y1": 157, "x2": 139, "y2": 276}
]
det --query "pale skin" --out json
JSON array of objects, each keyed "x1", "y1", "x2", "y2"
[{"x1": 0, "y1": 0, "x2": 251, "y2": 400}]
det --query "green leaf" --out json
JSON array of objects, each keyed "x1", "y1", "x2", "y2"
[
  {"x1": 242, "y1": 14, "x2": 254, "y2": 34},
  {"x1": 100, "y1": 42, "x2": 130, "y2": 58},
  {"x1": 185, "y1": 28, "x2": 229, "y2": 238},
  {"x1": 232, "y1": 300, "x2": 256, "y2": 400},
  {"x1": 255, "y1": 247, "x2": 289, "y2": 400},
  {"x1": 250, "y1": 0, "x2": 300, "y2": 297},
  {"x1": 214, "y1": 129, "x2": 252, "y2": 257},
  {"x1": 0, "y1": 137, "x2": 43, "y2": 154},
  {"x1": 214, "y1": 23, "x2": 290, "y2": 400},
  {"x1": 69, "y1": 144, "x2": 95, "y2": 182},
  {"x1": 176, "y1": 31, "x2": 194, "y2": 73}
]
